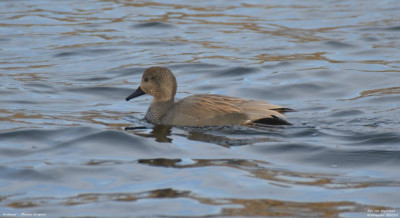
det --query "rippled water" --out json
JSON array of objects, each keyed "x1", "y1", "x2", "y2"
[{"x1": 1, "y1": 0, "x2": 400, "y2": 217}]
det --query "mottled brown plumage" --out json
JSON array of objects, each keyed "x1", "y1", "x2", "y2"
[{"x1": 126, "y1": 67, "x2": 292, "y2": 126}]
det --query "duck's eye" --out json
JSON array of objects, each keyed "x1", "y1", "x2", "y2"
[{"x1": 144, "y1": 78, "x2": 149, "y2": 82}]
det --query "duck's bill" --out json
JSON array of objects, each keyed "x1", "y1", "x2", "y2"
[{"x1": 125, "y1": 86, "x2": 145, "y2": 101}]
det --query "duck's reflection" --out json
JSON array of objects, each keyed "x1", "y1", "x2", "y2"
[
  {"x1": 125, "y1": 125, "x2": 173, "y2": 143},
  {"x1": 125, "y1": 124, "x2": 283, "y2": 147}
]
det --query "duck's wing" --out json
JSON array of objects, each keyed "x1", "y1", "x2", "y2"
[
  {"x1": 197, "y1": 94, "x2": 290, "y2": 120},
  {"x1": 177, "y1": 94, "x2": 292, "y2": 125},
  {"x1": 167, "y1": 95, "x2": 247, "y2": 126},
  {"x1": 182, "y1": 94, "x2": 243, "y2": 115}
]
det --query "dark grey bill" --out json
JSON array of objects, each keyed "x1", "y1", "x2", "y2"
[{"x1": 125, "y1": 86, "x2": 146, "y2": 101}]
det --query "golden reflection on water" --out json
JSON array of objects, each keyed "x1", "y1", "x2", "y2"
[
  {"x1": 5, "y1": 187, "x2": 393, "y2": 217},
  {"x1": 137, "y1": 158, "x2": 400, "y2": 189},
  {"x1": 255, "y1": 52, "x2": 344, "y2": 64},
  {"x1": 1, "y1": 109, "x2": 131, "y2": 132},
  {"x1": 344, "y1": 86, "x2": 400, "y2": 101},
  {"x1": 221, "y1": 199, "x2": 383, "y2": 217},
  {"x1": 78, "y1": 110, "x2": 130, "y2": 129},
  {"x1": 5, "y1": 153, "x2": 396, "y2": 215}
]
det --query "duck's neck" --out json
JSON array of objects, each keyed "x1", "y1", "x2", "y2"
[{"x1": 145, "y1": 99, "x2": 175, "y2": 124}]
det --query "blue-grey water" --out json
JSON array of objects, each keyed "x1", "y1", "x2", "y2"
[{"x1": 1, "y1": 0, "x2": 400, "y2": 217}]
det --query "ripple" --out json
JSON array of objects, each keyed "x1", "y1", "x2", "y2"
[
  {"x1": 329, "y1": 109, "x2": 364, "y2": 117},
  {"x1": 361, "y1": 26, "x2": 400, "y2": 32},
  {"x1": 242, "y1": 82, "x2": 336, "y2": 100},
  {"x1": 54, "y1": 51, "x2": 79, "y2": 57},
  {"x1": 324, "y1": 40, "x2": 357, "y2": 49},
  {"x1": 305, "y1": 149, "x2": 400, "y2": 167},
  {"x1": 0, "y1": 127, "x2": 167, "y2": 160},
  {"x1": 385, "y1": 26, "x2": 400, "y2": 31},
  {"x1": 132, "y1": 21, "x2": 176, "y2": 29},
  {"x1": 133, "y1": 41, "x2": 186, "y2": 47},
  {"x1": 0, "y1": 165, "x2": 55, "y2": 181},
  {"x1": 64, "y1": 86, "x2": 131, "y2": 99},
  {"x1": 53, "y1": 49, "x2": 120, "y2": 58},
  {"x1": 214, "y1": 67, "x2": 260, "y2": 77},
  {"x1": 169, "y1": 63, "x2": 220, "y2": 71},
  {"x1": 342, "y1": 132, "x2": 400, "y2": 146}
]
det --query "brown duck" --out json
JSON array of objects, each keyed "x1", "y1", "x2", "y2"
[{"x1": 126, "y1": 67, "x2": 293, "y2": 126}]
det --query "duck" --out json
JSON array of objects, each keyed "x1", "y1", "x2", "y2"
[{"x1": 126, "y1": 66, "x2": 292, "y2": 126}]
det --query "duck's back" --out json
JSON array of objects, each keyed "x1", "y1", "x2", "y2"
[{"x1": 163, "y1": 94, "x2": 290, "y2": 126}]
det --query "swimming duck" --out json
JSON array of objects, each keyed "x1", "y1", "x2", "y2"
[{"x1": 126, "y1": 67, "x2": 292, "y2": 126}]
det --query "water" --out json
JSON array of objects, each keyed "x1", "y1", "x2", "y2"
[{"x1": 1, "y1": 0, "x2": 400, "y2": 217}]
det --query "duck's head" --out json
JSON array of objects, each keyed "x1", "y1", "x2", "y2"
[{"x1": 126, "y1": 67, "x2": 177, "y2": 102}]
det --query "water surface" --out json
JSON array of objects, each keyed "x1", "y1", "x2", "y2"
[{"x1": 1, "y1": 0, "x2": 400, "y2": 217}]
